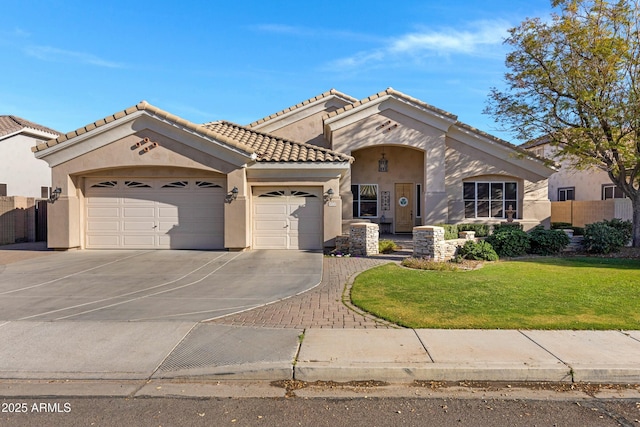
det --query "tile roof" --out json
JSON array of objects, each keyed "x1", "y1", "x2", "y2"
[
  {"x1": 0, "y1": 115, "x2": 60, "y2": 139},
  {"x1": 247, "y1": 89, "x2": 358, "y2": 128},
  {"x1": 323, "y1": 87, "x2": 458, "y2": 122},
  {"x1": 202, "y1": 121, "x2": 353, "y2": 163},
  {"x1": 31, "y1": 101, "x2": 353, "y2": 163},
  {"x1": 31, "y1": 101, "x2": 257, "y2": 155}
]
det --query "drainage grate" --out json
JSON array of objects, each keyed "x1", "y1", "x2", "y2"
[{"x1": 157, "y1": 324, "x2": 301, "y2": 373}]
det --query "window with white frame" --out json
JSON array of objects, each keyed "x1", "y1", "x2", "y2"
[
  {"x1": 558, "y1": 187, "x2": 575, "y2": 201},
  {"x1": 351, "y1": 184, "x2": 378, "y2": 217},
  {"x1": 464, "y1": 181, "x2": 518, "y2": 219},
  {"x1": 602, "y1": 184, "x2": 626, "y2": 200},
  {"x1": 416, "y1": 184, "x2": 422, "y2": 218}
]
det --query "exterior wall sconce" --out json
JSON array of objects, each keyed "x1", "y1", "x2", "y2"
[
  {"x1": 225, "y1": 186, "x2": 239, "y2": 203},
  {"x1": 378, "y1": 152, "x2": 388, "y2": 172},
  {"x1": 48, "y1": 187, "x2": 62, "y2": 204},
  {"x1": 324, "y1": 188, "x2": 334, "y2": 203}
]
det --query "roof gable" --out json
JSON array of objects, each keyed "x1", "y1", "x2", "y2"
[
  {"x1": 323, "y1": 88, "x2": 459, "y2": 136},
  {"x1": 248, "y1": 89, "x2": 358, "y2": 130}
]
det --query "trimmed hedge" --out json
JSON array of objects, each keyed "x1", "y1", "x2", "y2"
[
  {"x1": 457, "y1": 240, "x2": 499, "y2": 261},
  {"x1": 528, "y1": 226, "x2": 570, "y2": 255},
  {"x1": 583, "y1": 219, "x2": 632, "y2": 254},
  {"x1": 485, "y1": 227, "x2": 530, "y2": 257}
]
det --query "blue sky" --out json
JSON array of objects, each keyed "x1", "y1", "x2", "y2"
[{"x1": 1, "y1": 1, "x2": 553, "y2": 144}]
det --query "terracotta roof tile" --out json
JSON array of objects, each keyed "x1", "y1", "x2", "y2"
[
  {"x1": 31, "y1": 101, "x2": 256, "y2": 156},
  {"x1": 247, "y1": 89, "x2": 358, "y2": 128},
  {"x1": 202, "y1": 121, "x2": 353, "y2": 163},
  {"x1": 323, "y1": 87, "x2": 458, "y2": 122},
  {"x1": 31, "y1": 101, "x2": 353, "y2": 163},
  {"x1": 0, "y1": 115, "x2": 60, "y2": 139}
]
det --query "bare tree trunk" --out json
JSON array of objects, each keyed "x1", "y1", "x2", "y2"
[{"x1": 633, "y1": 194, "x2": 640, "y2": 248}]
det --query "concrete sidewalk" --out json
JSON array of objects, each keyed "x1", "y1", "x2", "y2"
[{"x1": 0, "y1": 243, "x2": 639, "y2": 389}]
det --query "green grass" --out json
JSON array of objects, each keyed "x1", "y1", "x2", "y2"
[{"x1": 350, "y1": 257, "x2": 640, "y2": 330}]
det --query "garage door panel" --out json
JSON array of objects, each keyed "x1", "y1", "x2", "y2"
[
  {"x1": 86, "y1": 178, "x2": 225, "y2": 249},
  {"x1": 253, "y1": 188, "x2": 322, "y2": 250},
  {"x1": 123, "y1": 207, "x2": 156, "y2": 218},
  {"x1": 87, "y1": 221, "x2": 119, "y2": 232},
  {"x1": 86, "y1": 235, "x2": 120, "y2": 248},
  {"x1": 255, "y1": 203, "x2": 288, "y2": 215},
  {"x1": 122, "y1": 235, "x2": 156, "y2": 248},
  {"x1": 123, "y1": 221, "x2": 157, "y2": 231},
  {"x1": 157, "y1": 206, "x2": 180, "y2": 218},
  {"x1": 254, "y1": 235, "x2": 288, "y2": 249},
  {"x1": 87, "y1": 207, "x2": 120, "y2": 218}
]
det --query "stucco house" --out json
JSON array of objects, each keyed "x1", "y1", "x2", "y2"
[
  {"x1": 32, "y1": 88, "x2": 554, "y2": 251},
  {"x1": 523, "y1": 138, "x2": 627, "y2": 202},
  {"x1": 0, "y1": 115, "x2": 59, "y2": 198}
]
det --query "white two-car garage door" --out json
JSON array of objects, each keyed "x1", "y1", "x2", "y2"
[
  {"x1": 253, "y1": 187, "x2": 323, "y2": 250},
  {"x1": 85, "y1": 178, "x2": 225, "y2": 249}
]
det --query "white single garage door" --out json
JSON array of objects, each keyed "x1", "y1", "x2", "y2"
[
  {"x1": 253, "y1": 187, "x2": 323, "y2": 250},
  {"x1": 85, "y1": 178, "x2": 225, "y2": 249}
]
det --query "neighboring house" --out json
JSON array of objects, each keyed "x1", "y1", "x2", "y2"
[
  {"x1": 0, "y1": 115, "x2": 60, "y2": 198},
  {"x1": 32, "y1": 88, "x2": 554, "y2": 251},
  {"x1": 523, "y1": 138, "x2": 625, "y2": 202}
]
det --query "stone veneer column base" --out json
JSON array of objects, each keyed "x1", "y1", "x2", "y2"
[
  {"x1": 349, "y1": 223, "x2": 379, "y2": 256},
  {"x1": 413, "y1": 226, "x2": 446, "y2": 261}
]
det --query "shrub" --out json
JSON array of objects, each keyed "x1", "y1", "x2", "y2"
[
  {"x1": 528, "y1": 226, "x2": 570, "y2": 255},
  {"x1": 436, "y1": 224, "x2": 459, "y2": 240},
  {"x1": 378, "y1": 239, "x2": 399, "y2": 254},
  {"x1": 457, "y1": 240, "x2": 499, "y2": 261},
  {"x1": 457, "y1": 223, "x2": 491, "y2": 237},
  {"x1": 583, "y1": 219, "x2": 632, "y2": 254},
  {"x1": 492, "y1": 222, "x2": 524, "y2": 233},
  {"x1": 486, "y1": 228, "x2": 530, "y2": 257}
]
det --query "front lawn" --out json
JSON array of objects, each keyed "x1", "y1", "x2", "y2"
[{"x1": 350, "y1": 257, "x2": 640, "y2": 330}]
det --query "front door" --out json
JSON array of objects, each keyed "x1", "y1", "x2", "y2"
[{"x1": 395, "y1": 183, "x2": 413, "y2": 233}]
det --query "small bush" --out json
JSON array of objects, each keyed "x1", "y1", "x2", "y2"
[
  {"x1": 401, "y1": 257, "x2": 460, "y2": 271},
  {"x1": 492, "y1": 222, "x2": 524, "y2": 233},
  {"x1": 583, "y1": 219, "x2": 632, "y2": 254},
  {"x1": 457, "y1": 240, "x2": 499, "y2": 261},
  {"x1": 528, "y1": 226, "x2": 570, "y2": 255},
  {"x1": 378, "y1": 239, "x2": 399, "y2": 254},
  {"x1": 486, "y1": 228, "x2": 531, "y2": 257},
  {"x1": 436, "y1": 224, "x2": 459, "y2": 240},
  {"x1": 457, "y1": 224, "x2": 491, "y2": 237},
  {"x1": 605, "y1": 218, "x2": 633, "y2": 244}
]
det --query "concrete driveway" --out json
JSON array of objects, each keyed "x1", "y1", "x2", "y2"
[{"x1": 0, "y1": 249, "x2": 322, "y2": 322}]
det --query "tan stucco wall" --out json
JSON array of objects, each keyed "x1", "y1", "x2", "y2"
[
  {"x1": 330, "y1": 106, "x2": 551, "y2": 230},
  {"x1": 254, "y1": 98, "x2": 350, "y2": 147},
  {"x1": 445, "y1": 137, "x2": 551, "y2": 229}
]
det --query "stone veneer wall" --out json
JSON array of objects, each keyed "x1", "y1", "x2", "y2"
[
  {"x1": 335, "y1": 235, "x2": 350, "y2": 254},
  {"x1": 349, "y1": 223, "x2": 379, "y2": 256},
  {"x1": 413, "y1": 226, "x2": 446, "y2": 261},
  {"x1": 413, "y1": 227, "x2": 477, "y2": 261}
]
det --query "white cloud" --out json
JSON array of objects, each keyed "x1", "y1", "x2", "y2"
[
  {"x1": 24, "y1": 45, "x2": 124, "y2": 68},
  {"x1": 328, "y1": 20, "x2": 511, "y2": 70}
]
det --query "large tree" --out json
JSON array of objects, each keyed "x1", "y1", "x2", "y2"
[{"x1": 486, "y1": 0, "x2": 640, "y2": 247}]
